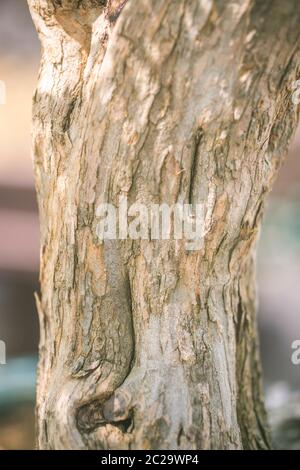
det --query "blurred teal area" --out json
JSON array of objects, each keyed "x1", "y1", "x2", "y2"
[
  {"x1": 260, "y1": 199, "x2": 300, "y2": 256},
  {"x1": 0, "y1": 356, "x2": 37, "y2": 449},
  {"x1": 258, "y1": 195, "x2": 300, "y2": 390},
  {"x1": 0, "y1": 356, "x2": 37, "y2": 410}
]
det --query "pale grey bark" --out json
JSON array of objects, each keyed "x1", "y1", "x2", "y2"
[{"x1": 28, "y1": 0, "x2": 300, "y2": 449}]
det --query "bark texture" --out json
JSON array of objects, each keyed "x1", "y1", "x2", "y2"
[{"x1": 28, "y1": 0, "x2": 300, "y2": 450}]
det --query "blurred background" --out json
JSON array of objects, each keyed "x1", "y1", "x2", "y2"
[{"x1": 0, "y1": 0, "x2": 299, "y2": 450}]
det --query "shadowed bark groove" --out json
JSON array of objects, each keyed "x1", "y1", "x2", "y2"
[{"x1": 28, "y1": 0, "x2": 300, "y2": 449}]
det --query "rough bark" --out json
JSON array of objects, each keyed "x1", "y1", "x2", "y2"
[{"x1": 28, "y1": 0, "x2": 300, "y2": 450}]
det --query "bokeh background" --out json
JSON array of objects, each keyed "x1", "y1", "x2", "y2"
[{"x1": 0, "y1": 0, "x2": 300, "y2": 450}]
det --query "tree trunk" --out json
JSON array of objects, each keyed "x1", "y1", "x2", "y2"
[{"x1": 28, "y1": 0, "x2": 300, "y2": 450}]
